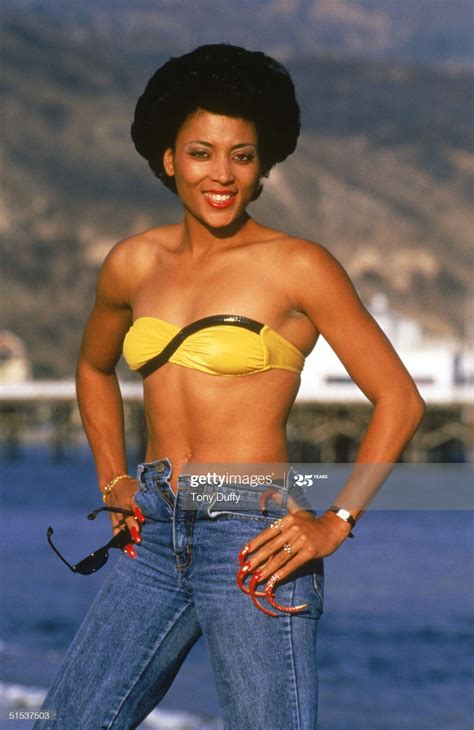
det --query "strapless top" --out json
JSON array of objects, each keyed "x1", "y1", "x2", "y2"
[{"x1": 123, "y1": 314, "x2": 305, "y2": 378}]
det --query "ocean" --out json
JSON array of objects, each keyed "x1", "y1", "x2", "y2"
[{"x1": 0, "y1": 447, "x2": 473, "y2": 730}]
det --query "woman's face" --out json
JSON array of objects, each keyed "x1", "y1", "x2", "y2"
[{"x1": 163, "y1": 109, "x2": 261, "y2": 229}]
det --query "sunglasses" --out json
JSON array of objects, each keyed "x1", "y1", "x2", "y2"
[{"x1": 47, "y1": 506, "x2": 137, "y2": 575}]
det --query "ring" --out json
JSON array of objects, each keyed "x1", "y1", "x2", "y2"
[
  {"x1": 283, "y1": 543, "x2": 293, "y2": 554},
  {"x1": 270, "y1": 519, "x2": 283, "y2": 530}
]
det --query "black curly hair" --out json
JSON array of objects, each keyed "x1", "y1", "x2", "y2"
[{"x1": 131, "y1": 44, "x2": 300, "y2": 200}]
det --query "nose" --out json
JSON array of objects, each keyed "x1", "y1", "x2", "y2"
[{"x1": 210, "y1": 153, "x2": 234, "y2": 185}]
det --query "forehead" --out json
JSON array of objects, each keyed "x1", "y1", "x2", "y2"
[{"x1": 176, "y1": 109, "x2": 257, "y2": 144}]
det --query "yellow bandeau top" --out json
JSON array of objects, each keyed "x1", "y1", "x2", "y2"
[{"x1": 123, "y1": 314, "x2": 305, "y2": 378}]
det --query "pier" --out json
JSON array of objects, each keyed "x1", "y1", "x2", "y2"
[{"x1": 0, "y1": 380, "x2": 471, "y2": 463}]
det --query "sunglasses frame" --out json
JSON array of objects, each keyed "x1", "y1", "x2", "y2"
[{"x1": 47, "y1": 506, "x2": 137, "y2": 575}]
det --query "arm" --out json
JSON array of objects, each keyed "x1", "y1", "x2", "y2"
[
  {"x1": 76, "y1": 241, "x2": 141, "y2": 541},
  {"x1": 245, "y1": 241, "x2": 425, "y2": 582},
  {"x1": 293, "y1": 242, "x2": 425, "y2": 530}
]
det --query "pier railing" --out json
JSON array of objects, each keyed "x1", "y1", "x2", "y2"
[{"x1": 0, "y1": 380, "x2": 472, "y2": 463}]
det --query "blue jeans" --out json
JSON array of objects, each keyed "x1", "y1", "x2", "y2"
[{"x1": 35, "y1": 458, "x2": 324, "y2": 729}]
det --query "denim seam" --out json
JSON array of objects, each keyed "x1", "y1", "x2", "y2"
[
  {"x1": 286, "y1": 584, "x2": 303, "y2": 730},
  {"x1": 197, "y1": 510, "x2": 285, "y2": 522},
  {"x1": 156, "y1": 481, "x2": 174, "y2": 513},
  {"x1": 312, "y1": 574, "x2": 324, "y2": 611},
  {"x1": 175, "y1": 516, "x2": 194, "y2": 570},
  {"x1": 104, "y1": 600, "x2": 194, "y2": 729}
]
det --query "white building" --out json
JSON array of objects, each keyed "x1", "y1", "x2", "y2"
[
  {"x1": 297, "y1": 294, "x2": 473, "y2": 405},
  {"x1": 0, "y1": 330, "x2": 32, "y2": 383}
]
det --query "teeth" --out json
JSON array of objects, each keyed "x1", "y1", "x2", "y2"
[{"x1": 204, "y1": 193, "x2": 233, "y2": 202}]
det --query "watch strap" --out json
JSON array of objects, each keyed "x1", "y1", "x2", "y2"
[{"x1": 328, "y1": 506, "x2": 356, "y2": 538}]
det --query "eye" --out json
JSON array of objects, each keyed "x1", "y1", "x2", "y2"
[
  {"x1": 189, "y1": 149, "x2": 210, "y2": 159},
  {"x1": 234, "y1": 153, "x2": 255, "y2": 163}
]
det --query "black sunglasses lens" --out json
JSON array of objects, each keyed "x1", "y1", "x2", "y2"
[
  {"x1": 75, "y1": 549, "x2": 109, "y2": 575},
  {"x1": 47, "y1": 516, "x2": 135, "y2": 575},
  {"x1": 110, "y1": 527, "x2": 133, "y2": 549}
]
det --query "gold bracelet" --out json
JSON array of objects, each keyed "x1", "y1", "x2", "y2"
[{"x1": 102, "y1": 473, "x2": 132, "y2": 503}]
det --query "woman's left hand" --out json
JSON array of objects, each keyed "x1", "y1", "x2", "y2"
[{"x1": 243, "y1": 502, "x2": 353, "y2": 588}]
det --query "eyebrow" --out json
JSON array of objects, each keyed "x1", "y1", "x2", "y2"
[{"x1": 186, "y1": 141, "x2": 257, "y2": 149}]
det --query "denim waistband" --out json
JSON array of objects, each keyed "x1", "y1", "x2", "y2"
[{"x1": 136, "y1": 458, "x2": 314, "y2": 518}]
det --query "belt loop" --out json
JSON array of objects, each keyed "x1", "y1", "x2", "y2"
[
  {"x1": 136, "y1": 462, "x2": 145, "y2": 487},
  {"x1": 279, "y1": 466, "x2": 294, "y2": 511},
  {"x1": 206, "y1": 493, "x2": 219, "y2": 519}
]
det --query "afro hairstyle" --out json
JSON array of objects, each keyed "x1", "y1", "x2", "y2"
[{"x1": 131, "y1": 44, "x2": 300, "y2": 200}]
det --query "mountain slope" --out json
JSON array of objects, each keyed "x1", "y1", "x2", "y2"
[{"x1": 1, "y1": 9, "x2": 472, "y2": 376}]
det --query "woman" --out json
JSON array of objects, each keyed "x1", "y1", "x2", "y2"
[{"x1": 37, "y1": 44, "x2": 424, "y2": 729}]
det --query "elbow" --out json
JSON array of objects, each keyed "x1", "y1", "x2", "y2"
[
  {"x1": 375, "y1": 382, "x2": 426, "y2": 430},
  {"x1": 75, "y1": 357, "x2": 116, "y2": 385},
  {"x1": 75, "y1": 357, "x2": 92, "y2": 385},
  {"x1": 402, "y1": 384, "x2": 426, "y2": 431}
]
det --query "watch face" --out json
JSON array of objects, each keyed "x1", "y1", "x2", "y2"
[{"x1": 338, "y1": 509, "x2": 351, "y2": 520}]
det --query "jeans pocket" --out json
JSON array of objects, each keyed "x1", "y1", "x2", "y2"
[{"x1": 133, "y1": 482, "x2": 172, "y2": 521}]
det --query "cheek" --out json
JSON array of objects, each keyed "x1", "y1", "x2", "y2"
[
  {"x1": 242, "y1": 166, "x2": 261, "y2": 192},
  {"x1": 173, "y1": 155, "x2": 202, "y2": 184}
]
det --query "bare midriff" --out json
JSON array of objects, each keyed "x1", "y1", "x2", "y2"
[
  {"x1": 143, "y1": 363, "x2": 301, "y2": 494},
  {"x1": 126, "y1": 223, "x2": 321, "y2": 491}
]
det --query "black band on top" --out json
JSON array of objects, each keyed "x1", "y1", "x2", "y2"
[{"x1": 137, "y1": 314, "x2": 265, "y2": 379}]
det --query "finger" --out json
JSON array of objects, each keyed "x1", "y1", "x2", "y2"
[
  {"x1": 263, "y1": 566, "x2": 309, "y2": 614},
  {"x1": 112, "y1": 519, "x2": 127, "y2": 534},
  {"x1": 122, "y1": 511, "x2": 142, "y2": 542},
  {"x1": 259, "y1": 489, "x2": 282, "y2": 512},
  {"x1": 123, "y1": 543, "x2": 137, "y2": 559},
  {"x1": 132, "y1": 505, "x2": 145, "y2": 524},
  {"x1": 245, "y1": 524, "x2": 300, "y2": 570},
  {"x1": 124, "y1": 496, "x2": 144, "y2": 538},
  {"x1": 236, "y1": 564, "x2": 267, "y2": 597},
  {"x1": 259, "y1": 489, "x2": 312, "y2": 517},
  {"x1": 252, "y1": 536, "x2": 307, "y2": 583},
  {"x1": 263, "y1": 552, "x2": 309, "y2": 589},
  {"x1": 128, "y1": 522, "x2": 142, "y2": 544},
  {"x1": 241, "y1": 514, "x2": 293, "y2": 559},
  {"x1": 248, "y1": 571, "x2": 279, "y2": 617}
]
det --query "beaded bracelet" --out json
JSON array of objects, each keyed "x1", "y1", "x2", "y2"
[{"x1": 102, "y1": 473, "x2": 132, "y2": 503}]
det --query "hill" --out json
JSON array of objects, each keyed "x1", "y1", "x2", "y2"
[{"x1": 1, "y1": 7, "x2": 472, "y2": 376}]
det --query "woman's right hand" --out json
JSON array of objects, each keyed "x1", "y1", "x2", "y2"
[{"x1": 103, "y1": 476, "x2": 144, "y2": 558}]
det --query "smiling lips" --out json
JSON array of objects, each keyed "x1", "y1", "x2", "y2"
[{"x1": 203, "y1": 191, "x2": 236, "y2": 209}]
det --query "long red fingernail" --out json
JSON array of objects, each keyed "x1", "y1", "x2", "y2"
[
  {"x1": 248, "y1": 572, "x2": 278, "y2": 617},
  {"x1": 133, "y1": 506, "x2": 145, "y2": 524},
  {"x1": 238, "y1": 544, "x2": 251, "y2": 566},
  {"x1": 125, "y1": 544, "x2": 136, "y2": 559},
  {"x1": 237, "y1": 566, "x2": 266, "y2": 597},
  {"x1": 130, "y1": 526, "x2": 142, "y2": 544}
]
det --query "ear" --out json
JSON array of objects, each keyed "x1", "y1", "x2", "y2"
[{"x1": 163, "y1": 148, "x2": 175, "y2": 177}]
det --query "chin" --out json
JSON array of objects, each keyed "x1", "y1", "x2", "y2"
[{"x1": 194, "y1": 206, "x2": 247, "y2": 230}]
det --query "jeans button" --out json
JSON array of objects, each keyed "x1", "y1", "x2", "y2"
[{"x1": 156, "y1": 461, "x2": 165, "y2": 472}]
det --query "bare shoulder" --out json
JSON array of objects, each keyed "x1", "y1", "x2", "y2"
[
  {"x1": 267, "y1": 235, "x2": 361, "y2": 317},
  {"x1": 96, "y1": 223, "x2": 179, "y2": 307},
  {"x1": 277, "y1": 236, "x2": 342, "y2": 270},
  {"x1": 102, "y1": 223, "x2": 179, "y2": 273},
  {"x1": 261, "y1": 233, "x2": 346, "y2": 281}
]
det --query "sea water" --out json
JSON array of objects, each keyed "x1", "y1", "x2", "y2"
[{"x1": 0, "y1": 448, "x2": 472, "y2": 729}]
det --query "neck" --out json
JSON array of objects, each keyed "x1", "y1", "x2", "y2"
[{"x1": 179, "y1": 209, "x2": 254, "y2": 257}]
